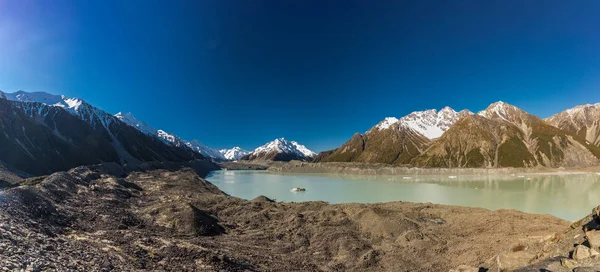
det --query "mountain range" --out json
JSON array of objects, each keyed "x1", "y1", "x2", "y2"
[
  {"x1": 317, "y1": 101, "x2": 600, "y2": 168},
  {"x1": 1, "y1": 89, "x2": 599, "y2": 173},
  {"x1": 0, "y1": 90, "x2": 317, "y2": 176},
  {"x1": 0, "y1": 91, "x2": 201, "y2": 176}
]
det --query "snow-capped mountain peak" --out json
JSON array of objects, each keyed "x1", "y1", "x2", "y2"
[
  {"x1": 219, "y1": 147, "x2": 250, "y2": 161},
  {"x1": 545, "y1": 102, "x2": 600, "y2": 146},
  {"x1": 3, "y1": 90, "x2": 85, "y2": 115},
  {"x1": 252, "y1": 138, "x2": 316, "y2": 158},
  {"x1": 375, "y1": 117, "x2": 399, "y2": 130},
  {"x1": 477, "y1": 101, "x2": 528, "y2": 122},
  {"x1": 372, "y1": 107, "x2": 472, "y2": 139},
  {"x1": 115, "y1": 112, "x2": 157, "y2": 136},
  {"x1": 185, "y1": 140, "x2": 226, "y2": 161}
]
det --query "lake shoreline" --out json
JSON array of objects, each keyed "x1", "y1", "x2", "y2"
[{"x1": 265, "y1": 161, "x2": 600, "y2": 176}]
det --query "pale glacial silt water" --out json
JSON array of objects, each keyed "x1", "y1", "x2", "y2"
[{"x1": 205, "y1": 170, "x2": 600, "y2": 221}]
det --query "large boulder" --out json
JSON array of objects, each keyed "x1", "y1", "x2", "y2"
[
  {"x1": 573, "y1": 245, "x2": 599, "y2": 261},
  {"x1": 586, "y1": 230, "x2": 600, "y2": 250}
]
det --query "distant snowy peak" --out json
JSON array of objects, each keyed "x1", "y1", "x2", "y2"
[
  {"x1": 477, "y1": 101, "x2": 533, "y2": 125},
  {"x1": 545, "y1": 102, "x2": 600, "y2": 146},
  {"x1": 252, "y1": 138, "x2": 316, "y2": 158},
  {"x1": 115, "y1": 112, "x2": 226, "y2": 160},
  {"x1": 219, "y1": 147, "x2": 250, "y2": 161},
  {"x1": 478, "y1": 101, "x2": 520, "y2": 119},
  {"x1": 186, "y1": 140, "x2": 226, "y2": 161},
  {"x1": 2, "y1": 90, "x2": 117, "y2": 131},
  {"x1": 546, "y1": 103, "x2": 600, "y2": 124},
  {"x1": 115, "y1": 112, "x2": 157, "y2": 136},
  {"x1": 373, "y1": 107, "x2": 473, "y2": 139},
  {"x1": 115, "y1": 111, "x2": 186, "y2": 147},
  {"x1": 2, "y1": 90, "x2": 84, "y2": 114}
]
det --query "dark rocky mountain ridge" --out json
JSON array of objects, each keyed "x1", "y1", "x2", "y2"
[{"x1": 0, "y1": 98, "x2": 201, "y2": 176}]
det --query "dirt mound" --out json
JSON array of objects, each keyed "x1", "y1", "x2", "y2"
[
  {"x1": 143, "y1": 202, "x2": 224, "y2": 236},
  {"x1": 251, "y1": 195, "x2": 275, "y2": 203}
]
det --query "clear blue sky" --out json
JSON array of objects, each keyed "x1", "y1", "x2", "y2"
[{"x1": 1, "y1": 0, "x2": 599, "y2": 152}]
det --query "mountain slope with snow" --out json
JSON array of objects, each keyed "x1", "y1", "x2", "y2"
[
  {"x1": 241, "y1": 138, "x2": 316, "y2": 162},
  {"x1": 372, "y1": 107, "x2": 472, "y2": 139},
  {"x1": 2, "y1": 90, "x2": 211, "y2": 161},
  {"x1": 318, "y1": 106, "x2": 470, "y2": 164},
  {"x1": 114, "y1": 112, "x2": 157, "y2": 136},
  {"x1": 415, "y1": 101, "x2": 600, "y2": 168},
  {"x1": 113, "y1": 112, "x2": 226, "y2": 161},
  {"x1": 0, "y1": 91, "x2": 200, "y2": 175},
  {"x1": 219, "y1": 147, "x2": 250, "y2": 161},
  {"x1": 546, "y1": 103, "x2": 600, "y2": 146}
]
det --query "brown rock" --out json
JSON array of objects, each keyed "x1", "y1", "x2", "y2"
[
  {"x1": 593, "y1": 205, "x2": 600, "y2": 224},
  {"x1": 587, "y1": 230, "x2": 600, "y2": 250},
  {"x1": 495, "y1": 251, "x2": 536, "y2": 271},
  {"x1": 450, "y1": 265, "x2": 479, "y2": 272},
  {"x1": 573, "y1": 245, "x2": 600, "y2": 260},
  {"x1": 561, "y1": 258, "x2": 578, "y2": 269},
  {"x1": 573, "y1": 267, "x2": 600, "y2": 272}
]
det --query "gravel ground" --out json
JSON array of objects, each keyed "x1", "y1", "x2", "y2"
[{"x1": 0, "y1": 163, "x2": 584, "y2": 271}]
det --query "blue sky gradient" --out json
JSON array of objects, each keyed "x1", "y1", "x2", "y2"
[{"x1": 1, "y1": 0, "x2": 599, "y2": 152}]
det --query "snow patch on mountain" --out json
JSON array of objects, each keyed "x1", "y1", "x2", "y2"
[
  {"x1": 185, "y1": 140, "x2": 226, "y2": 160},
  {"x1": 251, "y1": 138, "x2": 316, "y2": 158},
  {"x1": 545, "y1": 102, "x2": 600, "y2": 146},
  {"x1": 114, "y1": 112, "x2": 157, "y2": 136},
  {"x1": 219, "y1": 147, "x2": 250, "y2": 161},
  {"x1": 478, "y1": 101, "x2": 513, "y2": 121},
  {"x1": 3, "y1": 91, "x2": 84, "y2": 115},
  {"x1": 3, "y1": 90, "x2": 119, "y2": 132},
  {"x1": 375, "y1": 117, "x2": 399, "y2": 130},
  {"x1": 372, "y1": 107, "x2": 472, "y2": 139},
  {"x1": 115, "y1": 112, "x2": 226, "y2": 160}
]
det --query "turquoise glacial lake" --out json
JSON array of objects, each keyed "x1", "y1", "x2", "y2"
[{"x1": 205, "y1": 170, "x2": 600, "y2": 221}]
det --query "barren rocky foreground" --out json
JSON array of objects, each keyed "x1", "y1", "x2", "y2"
[{"x1": 2, "y1": 163, "x2": 600, "y2": 271}]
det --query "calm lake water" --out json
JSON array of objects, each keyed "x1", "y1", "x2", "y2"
[{"x1": 205, "y1": 170, "x2": 600, "y2": 221}]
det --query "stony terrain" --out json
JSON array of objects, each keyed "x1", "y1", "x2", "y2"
[{"x1": 1, "y1": 162, "x2": 589, "y2": 271}]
